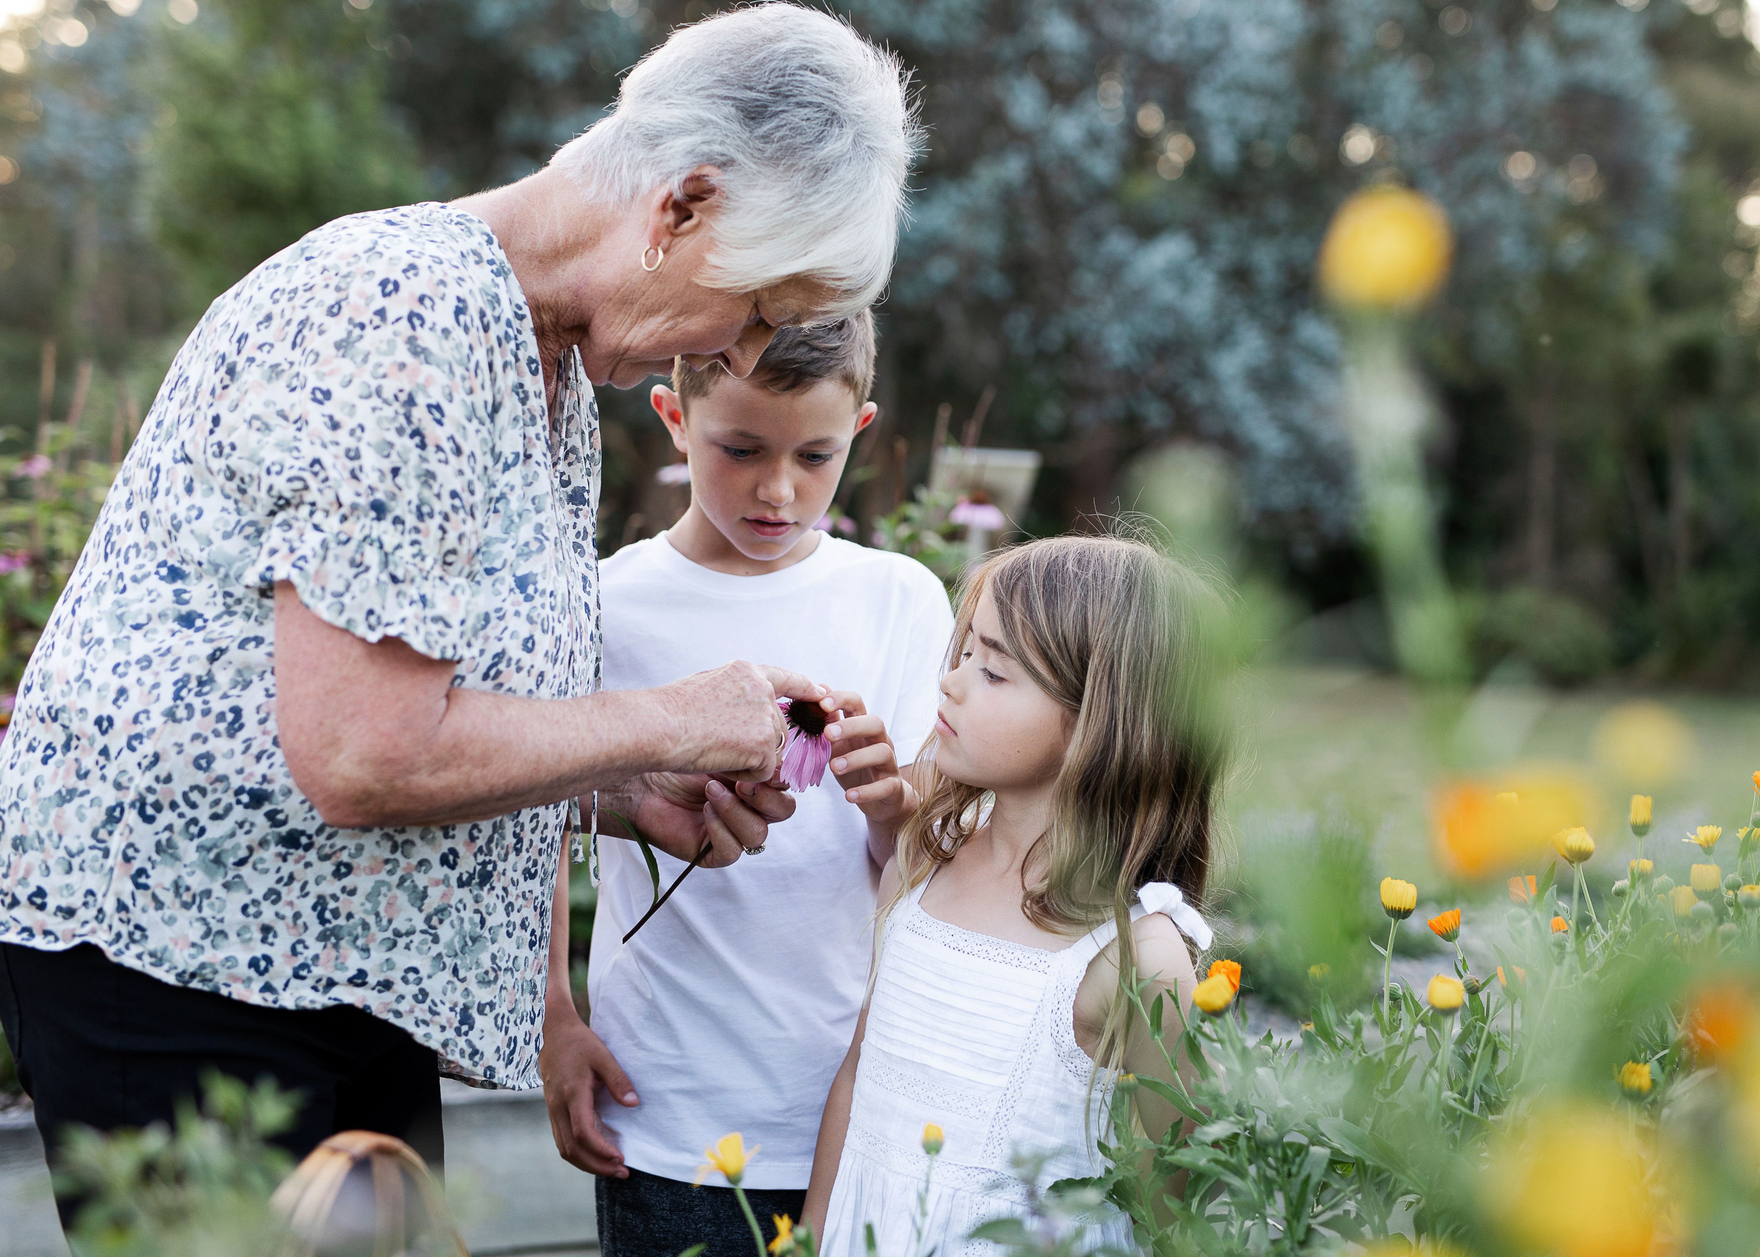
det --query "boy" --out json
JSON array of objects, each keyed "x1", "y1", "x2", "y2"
[{"x1": 549, "y1": 312, "x2": 954, "y2": 1255}]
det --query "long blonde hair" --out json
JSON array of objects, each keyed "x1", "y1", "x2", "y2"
[{"x1": 888, "y1": 531, "x2": 1227, "y2": 1072}]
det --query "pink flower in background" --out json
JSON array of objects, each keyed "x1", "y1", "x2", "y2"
[
  {"x1": 19, "y1": 455, "x2": 50, "y2": 480},
  {"x1": 656, "y1": 462, "x2": 691, "y2": 486},
  {"x1": 950, "y1": 497, "x2": 1006, "y2": 530},
  {"x1": 814, "y1": 515, "x2": 835, "y2": 532},
  {"x1": 0, "y1": 552, "x2": 29, "y2": 575},
  {"x1": 835, "y1": 516, "x2": 856, "y2": 536},
  {"x1": 778, "y1": 698, "x2": 833, "y2": 791}
]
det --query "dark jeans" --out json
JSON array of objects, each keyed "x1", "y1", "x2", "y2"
[
  {"x1": 597, "y1": 1166, "x2": 806, "y2": 1257},
  {"x1": 0, "y1": 942, "x2": 443, "y2": 1227}
]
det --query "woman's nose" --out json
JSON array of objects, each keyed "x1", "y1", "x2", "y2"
[{"x1": 722, "y1": 321, "x2": 780, "y2": 379}]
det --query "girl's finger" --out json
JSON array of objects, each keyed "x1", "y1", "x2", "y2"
[
  {"x1": 825, "y1": 714, "x2": 889, "y2": 744},
  {"x1": 831, "y1": 743, "x2": 898, "y2": 778},
  {"x1": 845, "y1": 777, "x2": 903, "y2": 805},
  {"x1": 819, "y1": 690, "x2": 869, "y2": 717}
]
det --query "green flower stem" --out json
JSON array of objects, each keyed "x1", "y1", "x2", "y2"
[
  {"x1": 1383, "y1": 917, "x2": 1399, "y2": 1016},
  {"x1": 732, "y1": 1183, "x2": 768, "y2": 1257}
]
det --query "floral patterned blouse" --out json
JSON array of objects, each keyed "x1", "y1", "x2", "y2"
[{"x1": 0, "y1": 203, "x2": 601, "y2": 1088}]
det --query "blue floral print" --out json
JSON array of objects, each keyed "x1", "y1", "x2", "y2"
[{"x1": 0, "y1": 203, "x2": 601, "y2": 1088}]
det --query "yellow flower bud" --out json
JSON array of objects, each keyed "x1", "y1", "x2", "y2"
[
  {"x1": 1670, "y1": 885, "x2": 1699, "y2": 917},
  {"x1": 1380, "y1": 877, "x2": 1417, "y2": 920},
  {"x1": 1739, "y1": 885, "x2": 1760, "y2": 910},
  {"x1": 1616, "y1": 1061, "x2": 1653, "y2": 1096},
  {"x1": 921, "y1": 1123, "x2": 944, "y2": 1156},
  {"x1": 1317, "y1": 186, "x2": 1453, "y2": 309},
  {"x1": 1553, "y1": 826, "x2": 1595, "y2": 865},
  {"x1": 1427, "y1": 974, "x2": 1465, "y2": 1013},
  {"x1": 698, "y1": 1132, "x2": 757, "y2": 1187},
  {"x1": 1308, "y1": 963, "x2": 1332, "y2": 982},
  {"x1": 1192, "y1": 972, "x2": 1236, "y2": 1014},
  {"x1": 1691, "y1": 863, "x2": 1723, "y2": 896},
  {"x1": 1628, "y1": 795, "x2": 1652, "y2": 837},
  {"x1": 1629, "y1": 858, "x2": 1653, "y2": 880}
]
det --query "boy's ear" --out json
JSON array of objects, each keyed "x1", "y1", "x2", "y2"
[
  {"x1": 853, "y1": 401, "x2": 878, "y2": 435},
  {"x1": 651, "y1": 384, "x2": 690, "y2": 456}
]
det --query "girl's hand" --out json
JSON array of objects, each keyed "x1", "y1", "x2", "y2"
[{"x1": 820, "y1": 691, "x2": 918, "y2": 830}]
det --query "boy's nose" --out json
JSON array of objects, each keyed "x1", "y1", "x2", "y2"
[{"x1": 757, "y1": 475, "x2": 794, "y2": 508}]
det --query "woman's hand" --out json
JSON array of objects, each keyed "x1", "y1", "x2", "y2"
[
  {"x1": 821, "y1": 691, "x2": 918, "y2": 832},
  {"x1": 652, "y1": 662, "x2": 826, "y2": 782},
  {"x1": 539, "y1": 1005, "x2": 638, "y2": 1178},
  {"x1": 615, "y1": 772, "x2": 796, "y2": 868}
]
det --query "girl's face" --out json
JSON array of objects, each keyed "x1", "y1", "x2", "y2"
[{"x1": 932, "y1": 589, "x2": 1074, "y2": 793}]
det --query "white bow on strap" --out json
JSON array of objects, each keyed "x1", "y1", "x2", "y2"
[{"x1": 1136, "y1": 882, "x2": 1214, "y2": 952}]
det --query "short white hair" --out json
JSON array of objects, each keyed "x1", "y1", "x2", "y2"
[{"x1": 554, "y1": 3, "x2": 919, "y2": 316}]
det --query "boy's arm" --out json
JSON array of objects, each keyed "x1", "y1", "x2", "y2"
[
  {"x1": 539, "y1": 834, "x2": 639, "y2": 1177},
  {"x1": 804, "y1": 1002, "x2": 867, "y2": 1238}
]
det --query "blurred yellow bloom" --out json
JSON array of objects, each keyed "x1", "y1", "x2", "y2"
[
  {"x1": 921, "y1": 1123, "x2": 944, "y2": 1156},
  {"x1": 1434, "y1": 773, "x2": 1597, "y2": 879},
  {"x1": 1752, "y1": 770, "x2": 1759, "y2": 794},
  {"x1": 1380, "y1": 877, "x2": 1416, "y2": 920},
  {"x1": 1308, "y1": 962, "x2": 1332, "y2": 981},
  {"x1": 1317, "y1": 185, "x2": 1452, "y2": 309},
  {"x1": 1669, "y1": 885, "x2": 1699, "y2": 917},
  {"x1": 768, "y1": 1216, "x2": 794, "y2": 1255},
  {"x1": 1487, "y1": 1103, "x2": 1658, "y2": 1257},
  {"x1": 1684, "y1": 825, "x2": 1722, "y2": 854},
  {"x1": 1593, "y1": 701, "x2": 1695, "y2": 787},
  {"x1": 1685, "y1": 981, "x2": 1758, "y2": 1063},
  {"x1": 1691, "y1": 863, "x2": 1723, "y2": 896},
  {"x1": 1740, "y1": 885, "x2": 1760, "y2": 910},
  {"x1": 1629, "y1": 858, "x2": 1653, "y2": 879},
  {"x1": 1427, "y1": 974, "x2": 1465, "y2": 1012},
  {"x1": 1192, "y1": 973, "x2": 1236, "y2": 1014},
  {"x1": 1616, "y1": 1061, "x2": 1653, "y2": 1096},
  {"x1": 1553, "y1": 826, "x2": 1595, "y2": 865},
  {"x1": 697, "y1": 1132, "x2": 757, "y2": 1186},
  {"x1": 1496, "y1": 791, "x2": 1519, "y2": 806},
  {"x1": 1427, "y1": 908, "x2": 1461, "y2": 941},
  {"x1": 1628, "y1": 794, "x2": 1652, "y2": 836}
]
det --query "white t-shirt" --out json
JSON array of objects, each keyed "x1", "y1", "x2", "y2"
[{"x1": 589, "y1": 532, "x2": 954, "y2": 1189}]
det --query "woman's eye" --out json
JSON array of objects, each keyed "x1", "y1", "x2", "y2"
[{"x1": 721, "y1": 447, "x2": 756, "y2": 460}]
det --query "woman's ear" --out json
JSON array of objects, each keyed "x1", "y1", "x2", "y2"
[
  {"x1": 650, "y1": 384, "x2": 690, "y2": 455},
  {"x1": 648, "y1": 166, "x2": 723, "y2": 251}
]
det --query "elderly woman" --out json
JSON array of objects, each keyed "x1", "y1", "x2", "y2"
[{"x1": 0, "y1": 2, "x2": 915, "y2": 1206}]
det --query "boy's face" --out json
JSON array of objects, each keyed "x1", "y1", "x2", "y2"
[{"x1": 652, "y1": 377, "x2": 877, "y2": 570}]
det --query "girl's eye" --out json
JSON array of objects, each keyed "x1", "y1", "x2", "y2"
[
  {"x1": 721, "y1": 447, "x2": 756, "y2": 460},
  {"x1": 980, "y1": 667, "x2": 1005, "y2": 684},
  {"x1": 959, "y1": 649, "x2": 973, "y2": 662}
]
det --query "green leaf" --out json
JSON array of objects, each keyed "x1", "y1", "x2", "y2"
[{"x1": 606, "y1": 808, "x2": 662, "y2": 905}]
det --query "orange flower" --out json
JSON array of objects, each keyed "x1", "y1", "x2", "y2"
[
  {"x1": 1685, "y1": 981, "x2": 1758, "y2": 1063},
  {"x1": 1752, "y1": 770, "x2": 1759, "y2": 795},
  {"x1": 1496, "y1": 965, "x2": 1526, "y2": 988},
  {"x1": 1509, "y1": 875, "x2": 1538, "y2": 904},
  {"x1": 1435, "y1": 774, "x2": 1596, "y2": 879},
  {"x1": 1427, "y1": 908, "x2": 1461, "y2": 942},
  {"x1": 1551, "y1": 916, "x2": 1569, "y2": 934},
  {"x1": 1206, "y1": 959, "x2": 1242, "y2": 992}
]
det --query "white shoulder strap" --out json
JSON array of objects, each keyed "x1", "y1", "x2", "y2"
[{"x1": 1136, "y1": 882, "x2": 1214, "y2": 951}]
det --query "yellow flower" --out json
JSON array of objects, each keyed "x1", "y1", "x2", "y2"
[
  {"x1": 697, "y1": 1132, "x2": 758, "y2": 1186},
  {"x1": 1427, "y1": 908, "x2": 1461, "y2": 941},
  {"x1": 1617, "y1": 1061, "x2": 1653, "y2": 1096},
  {"x1": 1629, "y1": 858, "x2": 1653, "y2": 880},
  {"x1": 1628, "y1": 794, "x2": 1653, "y2": 837},
  {"x1": 1669, "y1": 885, "x2": 1699, "y2": 917},
  {"x1": 1380, "y1": 877, "x2": 1417, "y2": 920},
  {"x1": 1192, "y1": 972, "x2": 1236, "y2": 1014},
  {"x1": 1593, "y1": 701, "x2": 1695, "y2": 787},
  {"x1": 1427, "y1": 974, "x2": 1465, "y2": 1012},
  {"x1": 1488, "y1": 1104, "x2": 1658, "y2": 1257},
  {"x1": 1553, "y1": 826, "x2": 1594, "y2": 865},
  {"x1": 1433, "y1": 776, "x2": 1592, "y2": 880},
  {"x1": 768, "y1": 1216, "x2": 795, "y2": 1255},
  {"x1": 921, "y1": 1123, "x2": 944, "y2": 1156},
  {"x1": 1739, "y1": 885, "x2": 1760, "y2": 910},
  {"x1": 1496, "y1": 791, "x2": 1519, "y2": 807},
  {"x1": 1317, "y1": 185, "x2": 1452, "y2": 309},
  {"x1": 1686, "y1": 825, "x2": 1722, "y2": 854},
  {"x1": 1691, "y1": 863, "x2": 1723, "y2": 896},
  {"x1": 1308, "y1": 962, "x2": 1332, "y2": 981}
]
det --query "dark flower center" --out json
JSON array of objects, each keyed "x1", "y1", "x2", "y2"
[{"x1": 785, "y1": 699, "x2": 828, "y2": 738}]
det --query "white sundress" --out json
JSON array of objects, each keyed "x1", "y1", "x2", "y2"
[{"x1": 821, "y1": 875, "x2": 1213, "y2": 1257}]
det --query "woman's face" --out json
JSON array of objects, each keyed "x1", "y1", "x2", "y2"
[{"x1": 932, "y1": 590, "x2": 1075, "y2": 794}]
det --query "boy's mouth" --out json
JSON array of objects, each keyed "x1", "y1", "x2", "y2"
[{"x1": 743, "y1": 516, "x2": 795, "y2": 540}]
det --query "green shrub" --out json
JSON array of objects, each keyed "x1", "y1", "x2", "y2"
[{"x1": 1467, "y1": 585, "x2": 1615, "y2": 686}]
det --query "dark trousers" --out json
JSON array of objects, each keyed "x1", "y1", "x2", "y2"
[
  {"x1": 597, "y1": 1166, "x2": 806, "y2": 1257},
  {"x1": 0, "y1": 942, "x2": 443, "y2": 1226}
]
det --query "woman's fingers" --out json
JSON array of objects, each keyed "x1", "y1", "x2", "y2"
[
  {"x1": 732, "y1": 778, "x2": 796, "y2": 823},
  {"x1": 699, "y1": 782, "x2": 749, "y2": 867},
  {"x1": 707, "y1": 782, "x2": 774, "y2": 853},
  {"x1": 759, "y1": 664, "x2": 827, "y2": 704}
]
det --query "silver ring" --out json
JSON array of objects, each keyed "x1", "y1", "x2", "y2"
[{"x1": 743, "y1": 843, "x2": 766, "y2": 855}]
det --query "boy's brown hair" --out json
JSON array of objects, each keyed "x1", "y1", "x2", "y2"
[{"x1": 671, "y1": 308, "x2": 876, "y2": 408}]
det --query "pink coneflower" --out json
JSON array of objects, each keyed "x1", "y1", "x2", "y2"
[
  {"x1": 950, "y1": 497, "x2": 1006, "y2": 530},
  {"x1": 0, "y1": 552, "x2": 29, "y2": 575},
  {"x1": 778, "y1": 698, "x2": 833, "y2": 791},
  {"x1": 656, "y1": 462, "x2": 691, "y2": 486},
  {"x1": 19, "y1": 455, "x2": 50, "y2": 480}
]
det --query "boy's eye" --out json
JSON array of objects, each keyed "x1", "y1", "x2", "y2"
[
  {"x1": 721, "y1": 446, "x2": 756, "y2": 460},
  {"x1": 800, "y1": 452, "x2": 834, "y2": 466}
]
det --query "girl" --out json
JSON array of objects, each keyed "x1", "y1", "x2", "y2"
[{"x1": 804, "y1": 534, "x2": 1226, "y2": 1256}]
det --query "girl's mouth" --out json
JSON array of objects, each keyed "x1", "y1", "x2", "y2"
[
  {"x1": 744, "y1": 517, "x2": 794, "y2": 540},
  {"x1": 935, "y1": 713, "x2": 957, "y2": 738}
]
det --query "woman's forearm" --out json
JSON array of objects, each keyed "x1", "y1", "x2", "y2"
[{"x1": 274, "y1": 582, "x2": 812, "y2": 828}]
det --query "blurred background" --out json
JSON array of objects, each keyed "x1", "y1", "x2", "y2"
[{"x1": 2, "y1": 0, "x2": 1760, "y2": 1001}]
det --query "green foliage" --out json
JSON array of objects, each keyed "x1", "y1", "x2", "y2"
[
  {"x1": 56, "y1": 1073, "x2": 297, "y2": 1257},
  {"x1": 1466, "y1": 585, "x2": 1616, "y2": 687},
  {"x1": 0, "y1": 444, "x2": 116, "y2": 688},
  {"x1": 869, "y1": 485, "x2": 972, "y2": 587},
  {"x1": 151, "y1": 0, "x2": 429, "y2": 308}
]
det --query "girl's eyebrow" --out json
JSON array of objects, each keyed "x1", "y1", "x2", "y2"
[{"x1": 977, "y1": 633, "x2": 1013, "y2": 660}]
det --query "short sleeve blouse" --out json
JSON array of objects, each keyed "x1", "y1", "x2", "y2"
[{"x1": 0, "y1": 204, "x2": 600, "y2": 1088}]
